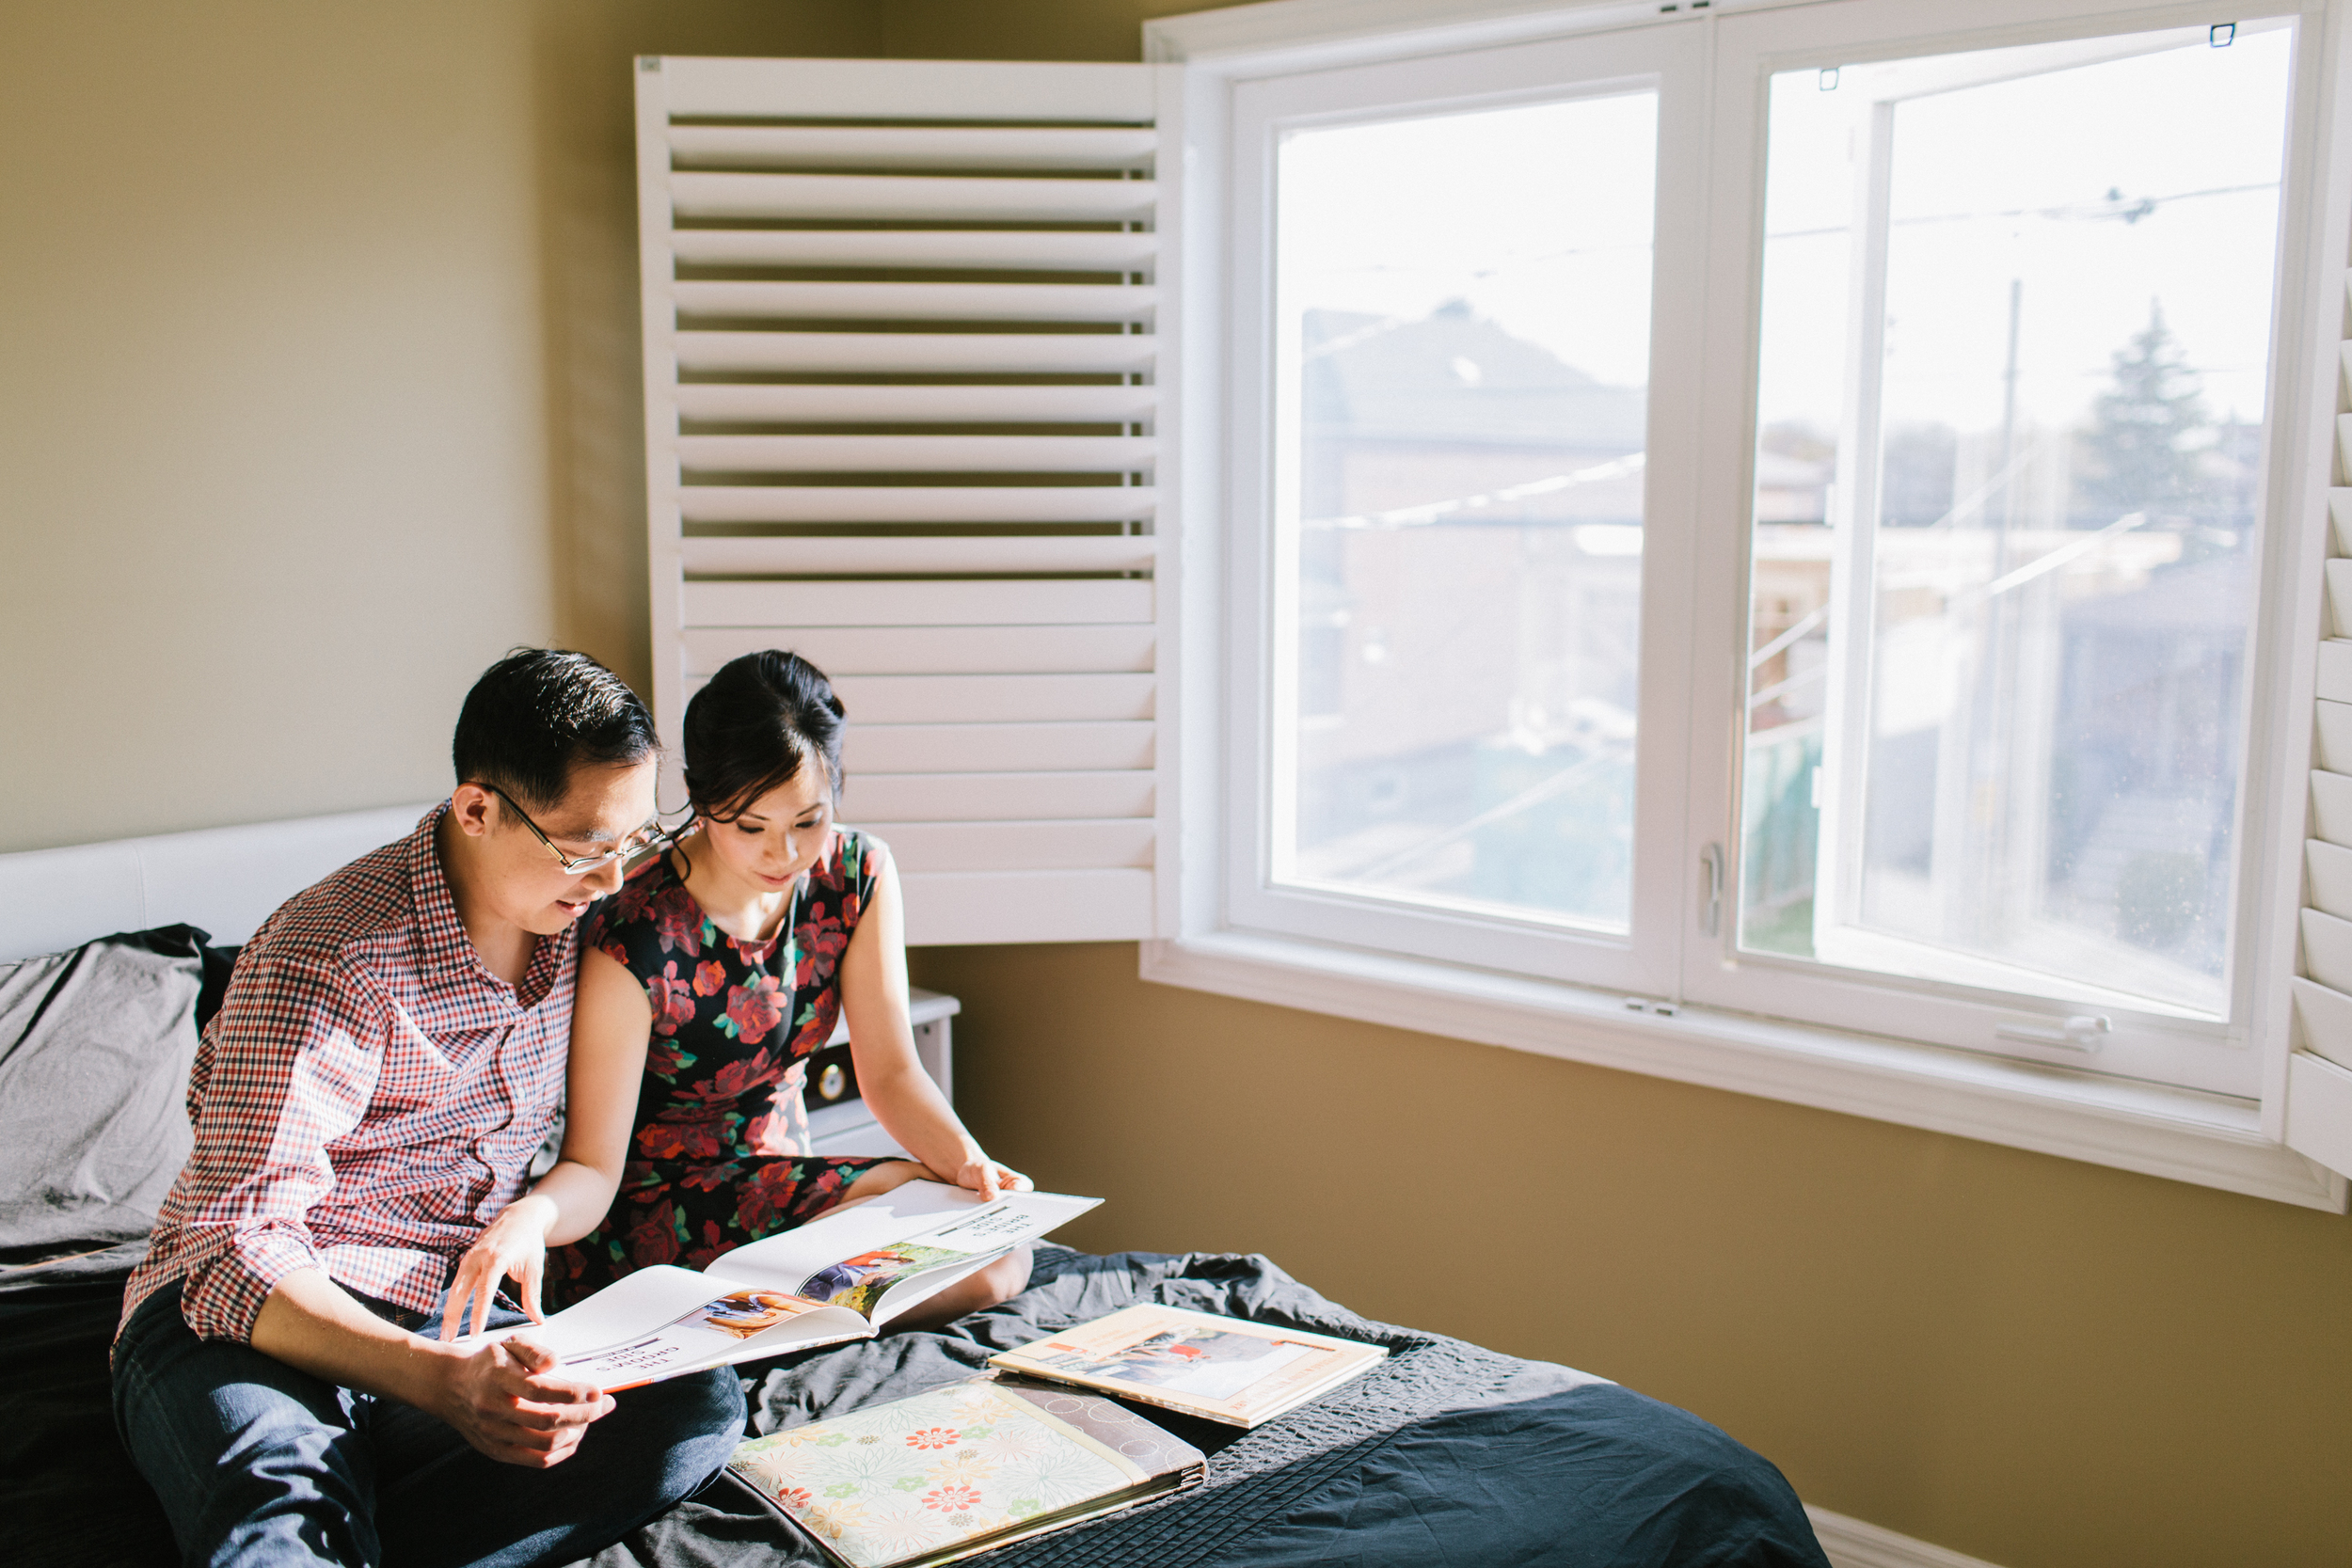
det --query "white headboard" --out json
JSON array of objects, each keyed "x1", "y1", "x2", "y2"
[{"x1": 0, "y1": 802, "x2": 439, "y2": 962}]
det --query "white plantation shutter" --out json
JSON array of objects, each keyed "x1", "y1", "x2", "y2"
[
  {"x1": 634, "y1": 56, "x2": 1179, "y2": 945},
  {"x1": 2284, "y1": 265, "x2": 2352, "y2": 1179}
]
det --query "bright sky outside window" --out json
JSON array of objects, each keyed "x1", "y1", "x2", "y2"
[
  {"x1": 1271, "y1": 91, "x2": 1659, "y2": 932},
  {"x1": 1739, "y1": 22, "x2": 2295, "y2": 1018}
]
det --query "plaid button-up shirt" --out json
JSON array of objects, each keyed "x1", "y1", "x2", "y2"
[{"x1": 119, "y1": 805, "x2": 578, "y2": 1344}]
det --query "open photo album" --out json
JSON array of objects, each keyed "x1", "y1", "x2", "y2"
[
  {"x1": 467, "y1": 1181, "x2": 1099, "y2": 1389},
  {"x1": 988, "y1": 1304, "x2": 1387, "y2": 1428}
]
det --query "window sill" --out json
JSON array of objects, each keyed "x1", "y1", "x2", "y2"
[{"x1": 1139, "y1": 930, "x2": 2346, "y2": 1211}]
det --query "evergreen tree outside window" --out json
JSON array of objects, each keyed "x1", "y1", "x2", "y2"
[{"x1": 2074, "y1": 304, "x2": 2215, "y2": 527}]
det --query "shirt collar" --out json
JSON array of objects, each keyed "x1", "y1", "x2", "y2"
[
  {"x1": 406, "y1": 800, "x2": 573, "y2": 1007},
  {"x1": 407, "y1": 803, "x2": 479, "y2": 979}
]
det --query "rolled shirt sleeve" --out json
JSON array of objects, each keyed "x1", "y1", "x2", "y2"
[{"x1": 166, "y1": 957, "x2": 379, "y2": 1342}]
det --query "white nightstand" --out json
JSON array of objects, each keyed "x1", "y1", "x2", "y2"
[{"x1": 803, "y1": 987, "x2": 960, "y2": 1158}]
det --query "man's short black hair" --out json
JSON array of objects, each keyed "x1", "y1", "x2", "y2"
[{"x1": 452, "y1": 649, "x2": 659, "y2": 812}]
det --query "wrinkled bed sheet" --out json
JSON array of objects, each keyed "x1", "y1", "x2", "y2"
[
  {"x1": 1, "y1": 1244, "x2": 1827, "y2": 1568},
  {"x1": 578, "y1": 1245, "x2": 1831, "y2": 1568}
]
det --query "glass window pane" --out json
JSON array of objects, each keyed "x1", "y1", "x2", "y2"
[
  {"x1": 1739, "y1": 24, "x2": 2295, "y2": 1016},
  {"x1": 1272, "y1": 93, "x2": 1658, "y2": 932}
]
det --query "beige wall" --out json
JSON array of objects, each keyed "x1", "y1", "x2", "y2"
[
  {"x1": 7, "y1": 3, "x2": 2351, "y2": 1565},
  {"x1": 0, "y1": 0, "x2": 880, "y2": 851}
]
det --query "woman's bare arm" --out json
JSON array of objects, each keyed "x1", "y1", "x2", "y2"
[
  {"x1": 836, "y1": 843, "x2": 1027, "y2": 1200},
  {"x1": 538, "y1": 944, "x2": 655, "y2": 1243}
]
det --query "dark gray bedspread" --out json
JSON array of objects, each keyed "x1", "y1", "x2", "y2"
[
  {"x1": 580, "y1": 1245, "x2": 1830, "y2": 1568},
  {"x1": 2, "y1": 1245, "x2": 1825, "y2": 1568}
]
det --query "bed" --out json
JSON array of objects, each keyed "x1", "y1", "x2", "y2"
[{"x1": 0, "y1": 807, "x2": 1830, "y2": 1568}]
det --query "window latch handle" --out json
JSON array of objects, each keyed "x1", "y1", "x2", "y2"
[
  {"x1": 1700, "y1": 843, "x2": 1724, "y2": 938},
  {"x1": 1994, "y1": 1015, "x2": 2110, "y2": 1052}
]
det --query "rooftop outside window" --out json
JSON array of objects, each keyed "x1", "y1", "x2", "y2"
[{"x1": 1272, "y1": 92, "x2": 1660, "y2": 933}]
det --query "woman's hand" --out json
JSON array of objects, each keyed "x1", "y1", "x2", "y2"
[
  {"x1": 944, "y1": 1156, "x2": 1032, "y2": 1203},
  {"x1": 441, "y1": 1194, "x2": 559, "y2": 1341}
]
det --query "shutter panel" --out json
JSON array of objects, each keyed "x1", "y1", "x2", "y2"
[
  {"x1": 2285, "y1": 269, "x2": 2352, "y2": 1179},
  {"x1": 634, "y1": 56, "x2": 1178, "y2": 945}
]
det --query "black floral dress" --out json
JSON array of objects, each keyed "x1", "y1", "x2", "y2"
[{"x1": 547, "y1": 831, "x2": 900, "y2": 1308}]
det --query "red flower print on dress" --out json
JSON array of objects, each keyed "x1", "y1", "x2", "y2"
[
  {"x1": 775, "y1": 1487, "x2": 813, "y2": 1510},
  {"x1": 787, "y1": 1001, "x2": 839, "y2": 1062},
  {"x1": 735, "y1": 1159, "x2": 819, "y2": 1234},
  {"x1": 738, "y1": 1163, "x2": 834, "y2": 1239},
  {"x1": 611, "y1": 870, "x2": 660, "y2": 925},
  {"x1": 802, "y1": 1164, "x2": 846, "y2": 1206},
  {"x1": 644, "y1": 962, "x2": 699, "y2": 1038},
  {"x1": 652, "y1": 891, "x2": 706, "y2": 958},
  {"x1": 905, "y1": 1429, "x2": 961, "y2": 1451},
  {"x1": 677, "y1": 1161, "x2": 742, "y2": 1194},
  {"x1": 691, "y1": 959, "x2": 727, "y2": 997},
  {"x1": 792, "y1": 915, "x2": 849, "y2": 988},
  {"x1": 672, "y1": 1055, "x2": 781, "y2": 1117},
  {"x1": 721, "y1": 975, "x2": 786, "y2": 1044},
  {"x1": 645, "y1": 1036, "x2": 696, "y2": 1079},
  {"x1": 924, "y1": 1485, "x2": 982, "y2": 1513},
  {"x1": 637, "y1": 1115, "x2": 737, "y2": 1162},
  {"x1": 684, "y1": 1218, "x2": 732, "y2": 1272},
  {"x1": 624, "y1": 1198, "x2": 684, "y2": 1266}
]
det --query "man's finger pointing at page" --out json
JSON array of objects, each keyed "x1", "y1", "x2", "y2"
[
  {"x1": 471, "y1": 1262, "x2": 500, "y2": 1339},
  {"x1": 439, "y1": 1255, "x2": 484, "y2": 1342}
]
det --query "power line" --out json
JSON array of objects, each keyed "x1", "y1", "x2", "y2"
[
  {"x1": 1761, "y1": 181, "x2": 2277, "y2": 244},
  {"x1": 1302, "y1": 180, "x2": 2278, "y2": 281}
]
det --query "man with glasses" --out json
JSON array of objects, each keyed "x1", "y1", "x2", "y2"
[{"x1": 112, "y1": 649, "x2": 739, "y2": 1568}]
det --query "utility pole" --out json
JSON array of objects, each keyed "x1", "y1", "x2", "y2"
[{"x1": 1963, "y1": 277, "x2": 2026, "y2": 944}]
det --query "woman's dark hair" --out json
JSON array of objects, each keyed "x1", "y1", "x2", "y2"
[
  {"x1": 682, "y1": 650, "x2": 846, "y2": 821},
  {"x1": 452, "y1": 648, "x2": 658, "y2": 811}
]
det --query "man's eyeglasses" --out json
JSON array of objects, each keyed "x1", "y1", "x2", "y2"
[{"x1": 469, "y1": 782, "x2": 690, "y2": 877}]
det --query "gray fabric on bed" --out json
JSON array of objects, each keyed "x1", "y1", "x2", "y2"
[
  {"x1": 577, "y1": 1246, "x2": 1830, "y2": 1568},
  {"x1": 0, "y1": 926, "x2": 205, "y2": 1277}
]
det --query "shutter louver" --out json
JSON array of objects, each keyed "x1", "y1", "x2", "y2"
[
  {"x1": 2285, "y1": 269, "x2": 2352, "y2": 1178},
  {"x1": 635, "y1": 57, "x2": 1176, "y2": 945}
]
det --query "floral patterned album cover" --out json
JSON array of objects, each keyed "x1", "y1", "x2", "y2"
[{"x1": 728, "y1": 1378, "x2": 1203, "y2": 1568}]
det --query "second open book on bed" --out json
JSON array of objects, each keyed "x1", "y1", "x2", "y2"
[
  {"x1": 469, "y1": 1181, "x2": 1100, "y2": 1389},
  {"x1": 987, "y1": 1305, "x2": 1388, "y2": 1427}
]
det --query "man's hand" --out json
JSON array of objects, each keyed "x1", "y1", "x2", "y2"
[
  {"x1": 442, "y1": 1195, "x2": 558, "y2": 1340},
  {"x1": 434, "y1": 1335, "x2": 615, "y2": 1467},
  {"x1": 252, "y1": 1266, "x2": 612, "y2": 1468}
]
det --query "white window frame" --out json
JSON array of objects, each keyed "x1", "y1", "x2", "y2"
[
  {"x1": 1676, "y1": 2, "x2": 2313, "y2": 1100},
  {"x1": 1218, "y1": 23, "x2": 1708, "y2": 997},
  {"x1": 1142, "y1": 0, "x2": 2352, "y2": 1209}
]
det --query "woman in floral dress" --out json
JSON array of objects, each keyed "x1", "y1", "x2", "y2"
[{"x1": 539, "y1": 649, "x2": 1030, "y2": 1318}]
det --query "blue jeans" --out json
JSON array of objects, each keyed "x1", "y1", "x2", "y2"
[{"x1": 112, "y1": 1279, "x2": 745, "y2": 1568}]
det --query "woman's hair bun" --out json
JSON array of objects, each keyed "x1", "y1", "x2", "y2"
[{"x1": 680, "y1": 649, "x2": 846, "y2": 820}]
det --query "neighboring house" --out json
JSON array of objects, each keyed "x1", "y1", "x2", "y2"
[{"x1": 1292, "y1": 302, "x2": 1645, "y2": 920}]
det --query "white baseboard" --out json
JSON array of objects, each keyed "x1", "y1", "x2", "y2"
[{"x1": 1806, "y1": 1507, "x2": 2010, "y2": 1568}]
